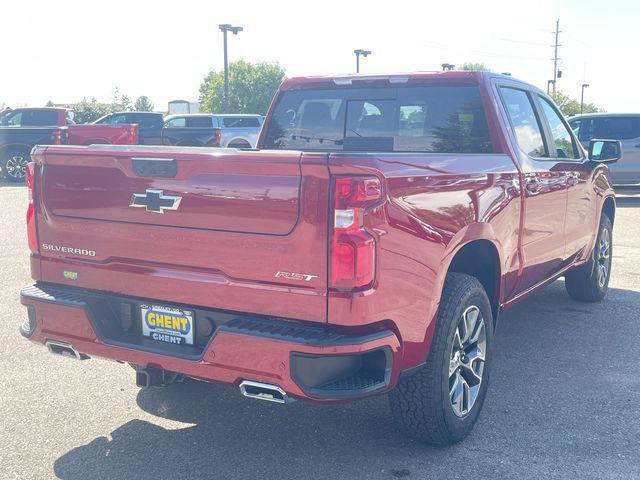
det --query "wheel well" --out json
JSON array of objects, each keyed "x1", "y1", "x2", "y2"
[
  {"x1": 447, "y1": 240, "x2": 501, "y2": 324},
  {"x1": 602, "y1": 197, "x2": 615, "y2": 225},
  {"x1": 228, "y1": 138, "x2": 251, "y2": 148},
  {"x1": 0, "y1": 144, "x2": 31, "y2": 157}
]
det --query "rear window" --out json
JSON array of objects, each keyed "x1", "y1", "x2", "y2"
[
  {"x1": 263, "y1": 85, "x2": 493, "y2": 153},
  {"x1": 222, "y1": 117, "x2": 261, "y2": 128},
  {"x1": 186, "y1": 116, "x2": 213, "y2": 128}
]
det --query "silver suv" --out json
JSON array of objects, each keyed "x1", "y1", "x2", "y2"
[{"x1": 569, "y1": 113, "x2": 640, "y2": 186}]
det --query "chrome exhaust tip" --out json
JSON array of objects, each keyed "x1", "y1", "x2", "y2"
[
  {"x1": 239, "y1": 380, "x2": 288, "y2": 404},
  {"x1": 45, "y1": 340, "x2": 87, "y2": 360}
]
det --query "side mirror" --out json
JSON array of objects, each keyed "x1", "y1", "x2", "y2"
[{"x1": 589, "y1": 139, "x2": 622, "y2": 163}]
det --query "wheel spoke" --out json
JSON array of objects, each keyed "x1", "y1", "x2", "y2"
[
  {"x1": 450, "y1": 371, "x2": 465, "y2": 416},
  {"x1": 460, "y1": 306, "x2": 479, "y2": 344}
]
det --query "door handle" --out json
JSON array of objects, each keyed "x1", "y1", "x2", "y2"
[
  {"x1": 525, "y1": 176, "x2": 540, "y2": 195},
  {"x1": 566, "y1": 172, "x2": 580, "y2": 186}
]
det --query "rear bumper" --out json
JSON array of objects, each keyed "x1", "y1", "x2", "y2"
[{"x1": 20, "y1": 283, "x2": 401, "y2": 402}]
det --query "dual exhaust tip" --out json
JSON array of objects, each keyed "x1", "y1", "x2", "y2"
[{"x1": 44, "y1": 340, "x2": 288, "y2": 404}]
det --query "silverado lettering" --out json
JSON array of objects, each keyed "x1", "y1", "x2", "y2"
[
  {"x1": 41, "y1": 244, "x2": 96, "y2": 257},
  {"x1": 20, "y1": 71, "x2": 620, "y2": 445}
]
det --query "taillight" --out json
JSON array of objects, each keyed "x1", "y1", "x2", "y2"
[
  {"x1": 213, "y1": 128, "x2": 221, "y2": 146},
  {"x1": 25, "y1": 162, "x2": 38, "y2": 253},
  {"x1": 52, "y1": 130, "x2": 62, "y2": 145},
  {"x1": 330, "y1": 176, "x2": 381, "y2": 291}
]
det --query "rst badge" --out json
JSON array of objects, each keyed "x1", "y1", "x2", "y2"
[
  {"x1": 275, "y1": 271, "x2": 318, "y2": 282},
  {"x1": 130, "y1": 189, "x2": 182, "y2": 214}
]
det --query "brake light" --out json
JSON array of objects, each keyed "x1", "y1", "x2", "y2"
[
  {"x1": 330, "y1": 176, "x2": 381, "y2": 291},
  {"x1": 25, "y1": 162, "x2": 37, "y2": 253},
  {"x1": 213, "y1": 128, "x2": 221, "y2": 146},
  {"x1": 52, "y1": 130, "x2": 62, "y2": 145}
]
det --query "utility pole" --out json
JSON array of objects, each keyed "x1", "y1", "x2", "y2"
[
  {"x1": 551, "y1": 18, "x2": 561, "y2": 94},
  {"x1": 219, "y1": 24, "x2": 243, "y2": 112},
  {"x1": 354, "y1": 49, "x2": 371, "y2": 73},
  {"x1": 580, "y1": 83, "x2": 589, "y2": 114}
]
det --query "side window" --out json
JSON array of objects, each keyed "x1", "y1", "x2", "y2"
[
  {"x1": 101, "y1": 114, "x2": 128, "y2": 125},
  {"x1": 222, "y1": 117, "x2": 261, "y2": 128},
  {"x1": 593, "y1": 117, "x2": 640, "y2": 141},
  {"x1": 2, "y1": 111, "x2": 23, "y2": 126},
  {"x1": 21, "y1": 110, "x2": 59, "y2": 126},
  {"x1": 538, "y1": 97, "x2": 580, "y2": 159},
  {"x1": 569, "y1": 118, "x2": 593, "y2": 143},
  {"x1": 186, "y1": 116, "x2": 213, "y2": 128},
  {"x1": 499, "y1": 87, "x2": 548, "y2": 158},
  {"x1": 166, "y1": 117, "x2": 186, "y2": 128}
]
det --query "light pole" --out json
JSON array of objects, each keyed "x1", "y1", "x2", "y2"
[
  {"x1": 580, "y1": 83, "x2": 589, "y2": 114},
  {"x1": 354, "y1": 49, "x2": 371, "y2": 73},
  {"x1": 219, "y1": 24, "x2": 243, "y2": 112}
]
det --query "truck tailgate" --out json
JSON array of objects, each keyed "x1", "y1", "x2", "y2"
[{"x1": 31, "y1": 146, "x2": 330, "y2": 323}]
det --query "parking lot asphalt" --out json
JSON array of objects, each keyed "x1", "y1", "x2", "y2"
[{"x1": 1, "y1": 180, "x2": 639, "y2": 480}]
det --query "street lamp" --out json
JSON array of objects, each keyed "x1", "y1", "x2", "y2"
[
  {"x1": 580, "y1": 83, "x2": 590, "y2": 114},
  {"x1": 441, "y1": 63, "x2": 454, "y2": 71},
  {"x1": 354, "y1": 49, "x2": 371, "y2": 73},
  {"x1": 219, "y1": 24, "x2": 243, "y2": 112}
]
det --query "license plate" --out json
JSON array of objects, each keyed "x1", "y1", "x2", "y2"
[{"x1": 141, "y1": 304, "x2": 194, "y2": 345}]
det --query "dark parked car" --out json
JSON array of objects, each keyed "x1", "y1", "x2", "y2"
[
  {"x1": 95, "y1": 112, "x2": 222, "y2": 147},
  {"x1": 93, "y1": 112, "x2": 164, "y2": 145}
]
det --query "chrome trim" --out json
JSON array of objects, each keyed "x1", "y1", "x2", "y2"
[
  {"x1": 45, "y1": 339, "x2": 83, "y2": 360},
  {"x1": 239, "y1": 380, "x2": 288, "y2": 404}
]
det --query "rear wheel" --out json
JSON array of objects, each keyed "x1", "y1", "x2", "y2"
[
  {"x1": 2, "y1": 148, "x2": 30, "y2": 182},
  {"x1": 565, "y1": 214, "x2": 612, "y2": 302},
  {"x1": 389, "y1": 273, "x2": 493, "y2": 445}
]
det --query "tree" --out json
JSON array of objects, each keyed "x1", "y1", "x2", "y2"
[
  {"x1": 459, "y1": 62, "x2": 490, "y2": 71},
  {"x1": 199, "y1": 60, "x2": 285, "y2": 115},
  {"x1": 73, "y1": 98, "x2": 112, "y2": 123},
  {"x1": 134, "y1": 96, "x2": 154, "y2": 111},
  {"x1": 45, "y1": 100, "x2": 55, "y2": 107},
  {"x1": 550, "y1": 91, "x2": 602, "y2": 117}
]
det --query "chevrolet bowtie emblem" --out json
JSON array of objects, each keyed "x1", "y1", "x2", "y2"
[{"x1": 129, "y1": 189, "x2": 182, "y2": 214}]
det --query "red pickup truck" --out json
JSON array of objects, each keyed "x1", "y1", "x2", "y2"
[{"x1": 19, "y1": 72, "x2": 621, "y2": 445}]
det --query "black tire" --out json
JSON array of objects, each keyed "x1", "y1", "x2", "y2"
[
  {"x1": 228, "y1": 140, "x2": 251, "y2": 149},
  {"x1": 389, "y1": 273, "x2": 493, "y2": 445},
  {"x1": 2, "y1": 147, "x2": 30, "y2": 182},
  {"x1": 565, "y1": 214, "x2": 613, "y2": 302}
]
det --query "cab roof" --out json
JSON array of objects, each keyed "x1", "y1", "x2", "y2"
[{"x1": 279, "y1": 70, "x2": 519, "y2": 91}]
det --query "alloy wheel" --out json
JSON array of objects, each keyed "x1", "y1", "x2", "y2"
[
  {"x1": 5, "y1": 154, "x2": 28, "y2": 180},
  {"x1": 597, "y1": 227, "x2": 611, "y2": 289},
  {"x1": 449, "y1": 305, "x2": 487, "y2": 417}
]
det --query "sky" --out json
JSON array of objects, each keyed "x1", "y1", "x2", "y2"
[{"x1": 1, "y1": 0, "x2": 638, "y2": 112}]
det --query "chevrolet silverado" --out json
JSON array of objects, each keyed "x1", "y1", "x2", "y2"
[{"x1": 19, "y1": 72, "x2": 621, "y2": 445}]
